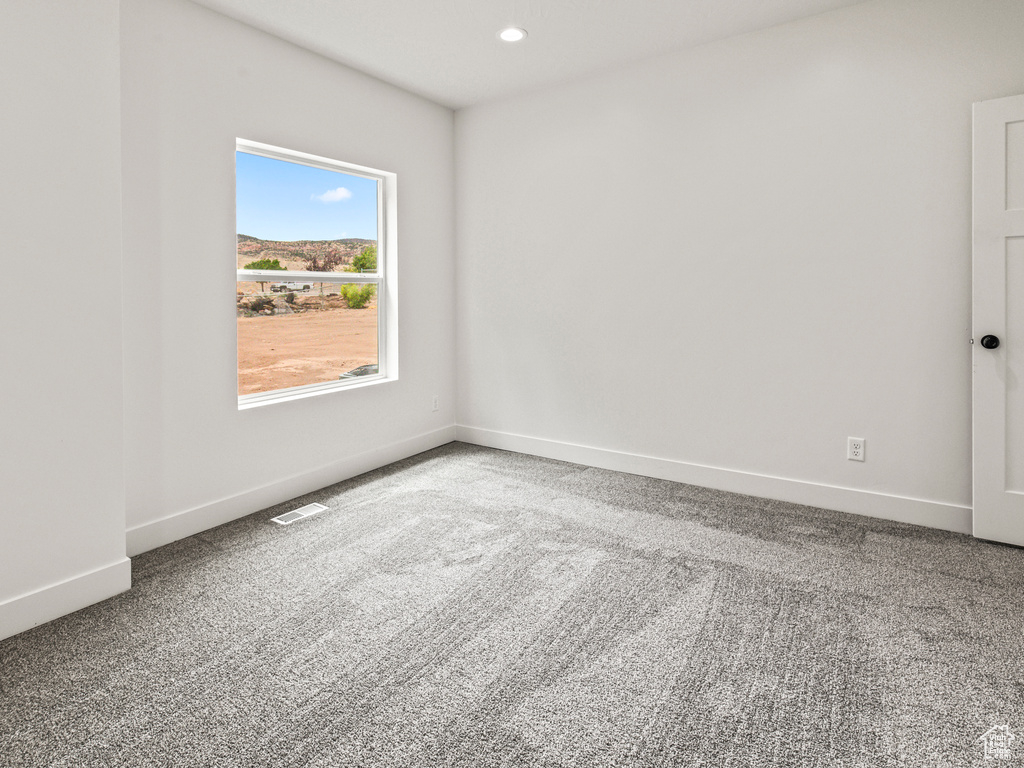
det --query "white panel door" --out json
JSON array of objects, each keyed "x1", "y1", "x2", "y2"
[{"x1": 973, "y1": 92, "x2": 1024, "y2": 545}]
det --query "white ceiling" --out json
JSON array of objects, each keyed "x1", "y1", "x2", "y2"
[{"x1": 188, "y1": 0, "x2": 870, "y2": 109}]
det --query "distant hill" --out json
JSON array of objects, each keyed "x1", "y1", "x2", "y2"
[{"x1": 237, "y1": 234, "x2": 375, "y2": 271}]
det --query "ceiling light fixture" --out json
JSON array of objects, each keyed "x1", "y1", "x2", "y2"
[{"x1": 498, "y1": 27, "x2": 527, "y2": 42}]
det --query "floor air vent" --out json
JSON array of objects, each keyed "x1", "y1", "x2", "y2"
[{"x1": 271, "y1": 502, "x2": 329, "y2": 525}]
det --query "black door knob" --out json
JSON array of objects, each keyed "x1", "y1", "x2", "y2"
[{"x1": 980, "y1": 335, "x2": 1000, "y2": 349}]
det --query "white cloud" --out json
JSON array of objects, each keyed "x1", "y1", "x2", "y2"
[{"x1": 311, "y1": 187, "x2": 353, "y2": 203}]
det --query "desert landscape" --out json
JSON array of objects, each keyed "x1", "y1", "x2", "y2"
[
  {"x1": 236, "y1": 234, "x2": 374, "y2": 272},
  {"x1": 237, "y1": 234, "x2": 379, "y2": 396},
  {"x1": 237, "y1": 297, "x2": 377, "y2": 395}
]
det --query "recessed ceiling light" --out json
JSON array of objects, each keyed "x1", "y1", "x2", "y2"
[{"x1": 498, "y1": 27, "x2": 527, "y2": 43}]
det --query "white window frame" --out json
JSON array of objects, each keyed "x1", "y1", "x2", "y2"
[{"x1": 236, "y1": 138, "x2": 397, "y2": 409}]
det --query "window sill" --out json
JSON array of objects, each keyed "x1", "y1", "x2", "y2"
[{"x1": 237, "y1": 372, "x2": 393, "y2": 410}]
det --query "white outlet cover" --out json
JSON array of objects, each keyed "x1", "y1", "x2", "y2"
[{"x1": 847, "y1": 437, "x2": 865, "y2": 461}]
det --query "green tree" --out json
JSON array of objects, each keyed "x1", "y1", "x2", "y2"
[
  {"x1": 348, "y1": 244, "x2": 377, "y2": 273},
  {"x1": 242, "y1": 258, "x2": 286, "y2": 292}
]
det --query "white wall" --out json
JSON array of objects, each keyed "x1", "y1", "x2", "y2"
[
  {"x1": 0, "y1": 0, "x2": 130, "y2": 640},
  {"x1": 455, "y1": 0, "x2": 1024, "y2": 530},
  {"x1": 120, "y1": 0, "x2": 456, "y2": 554}
]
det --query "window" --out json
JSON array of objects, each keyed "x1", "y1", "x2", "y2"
[{"x1": 235, "y1": 139, "x2": 395, "y2": 407}]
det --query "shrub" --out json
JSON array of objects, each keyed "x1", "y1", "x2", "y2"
[
  {"x1": 246, "y1": 295, "x2": 275, "y2": 313},
  {"x1": 339, "y1": 283, "x2": 376, "y2": 309},
  {"x1": 285, "y1": 291, "x2": 296, "y2": 304}
]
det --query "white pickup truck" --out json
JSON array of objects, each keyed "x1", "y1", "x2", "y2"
[{"x1": 270, "y1": 282, "x2": 312, "y2": 293}]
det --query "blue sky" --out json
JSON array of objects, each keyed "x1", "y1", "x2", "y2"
[{"x1": 236, "y1": 151, "x2": 378, "y2": 241}]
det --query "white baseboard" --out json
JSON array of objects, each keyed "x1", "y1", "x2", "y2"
[
  {"x1": 455, "y1": 425, "x2": 972, "y2": 535},
  {"x1": 126, "y1": 426, "x2": 457, "y2": 556},
  {"x1": 0, "y1": 557, "x2": 132, "y2": 642}
]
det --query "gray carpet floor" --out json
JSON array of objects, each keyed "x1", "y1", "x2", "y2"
[{"x1": 1, "y1": 442, "x2": 1022, "y2": 767}]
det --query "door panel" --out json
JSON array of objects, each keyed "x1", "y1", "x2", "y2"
[
  {"x1": 973, "y1": 93, "x2": 1024, "y2": 545},
  {"x1": 1006, "y1": 237, "x2": 1024, "y2": 495},
  {"x1": 1007, "y1": 120, "x2": 1024, "y2": 211}
]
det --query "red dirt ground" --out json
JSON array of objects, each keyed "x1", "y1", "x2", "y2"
[{"x1": 237, "y1": 303, "x2": 377, "y2": 395}]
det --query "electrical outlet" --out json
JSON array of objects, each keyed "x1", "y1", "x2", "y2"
[
  {"x1": 847, "y1": 437, "x2": 865, "y2": 462},
  {"x1": 432, "y1": 395, "x2": 439, "y2": 412}
]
